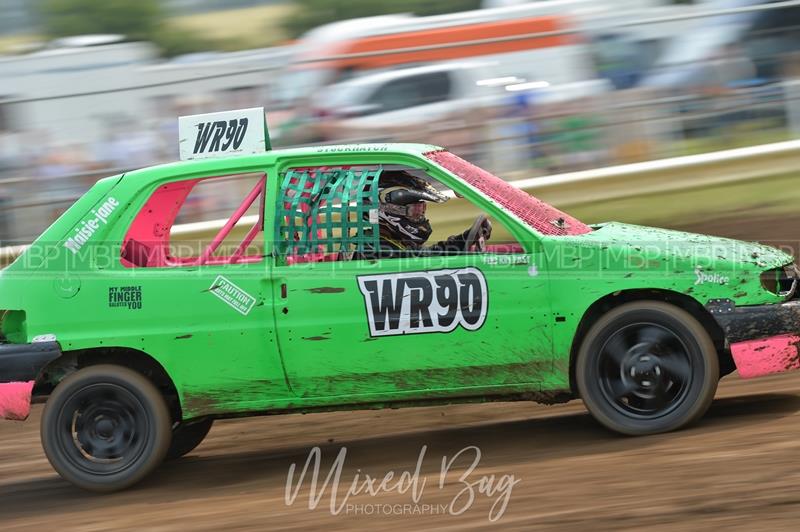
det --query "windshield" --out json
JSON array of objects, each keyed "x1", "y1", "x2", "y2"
[{"x1": 425, "y1": 150, "x2": 591, "y2": 236}]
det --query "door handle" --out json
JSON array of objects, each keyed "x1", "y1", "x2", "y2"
[{"x1": 280, "y1": 282, "x2": 289, "y2": 315}]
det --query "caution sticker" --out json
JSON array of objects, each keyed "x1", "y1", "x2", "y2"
[{"x1": 209, "y1": 275, "x2": 256, "y2": 316}]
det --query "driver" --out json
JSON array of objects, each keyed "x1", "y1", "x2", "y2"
[{"x1": 357, "y1": 170, "x2": 493, "y2": 258}]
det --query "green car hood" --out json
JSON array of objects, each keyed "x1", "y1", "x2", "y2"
[
  {"x1": 590, "y1": 222, "x2": 792, "y2": 270},
  {"x1": 544, "y1": 221, "x2": 794, "y2": 308}
]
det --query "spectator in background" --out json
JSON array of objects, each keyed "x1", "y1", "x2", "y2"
[
  {"x1": 36, "y1": 138, "x2": 87, "y2": 180},
  {"x1": 35, "y1": 140, "x2": 91, "y2": 223},
  {"x1": 0, "y1": 127, "x2": 45, "y2": 177},
  {"x1": 152, "y1": 96, "x2": 182, "y2": 163},
  {"x1": 705, "y1": 44, "x2": 758, "y2": 95},
  {"x1": 554, "y1": 98, "x2": 604, "y2": 170},
  {"x1": 510, "y1": 90, "x2": 545, "y2": 170},
  {"x1": 0, "y1": 128, "x2": 22, "y2": 176},
  {"x1": 487, "y1": 86, "x2": 549, "y2": 177},
  {"x1": 703, "y1": 44, "x2": 758, "y2": 145},
  {"x1": 94, "y1": 122, "x2": 159, "y2": 171},
  {"x1": 782, "y1": 51, "x2": 800, "y2": 137}
]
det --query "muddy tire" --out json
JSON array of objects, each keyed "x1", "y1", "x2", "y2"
[
  {"x1": 41, "y1": 364, "x2": 172, "y2": 492},
  {"x1": 167, "y1": 418, "x2": 213, "y2": 460},
  {"x1": 576, "y1": 301, "x2": 719, "y2": 436}
]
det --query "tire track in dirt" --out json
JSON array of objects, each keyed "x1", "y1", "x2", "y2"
[{"x1": 1, "y1": 373, "x2": 799, "y2": 531}]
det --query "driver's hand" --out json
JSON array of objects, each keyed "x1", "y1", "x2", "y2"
[
  {"x1": 459, "y1": 218, "x2": 493, "y2": 242},
  {"x1": 479, "y1": 218, "x2": 492, "y2": 241}
]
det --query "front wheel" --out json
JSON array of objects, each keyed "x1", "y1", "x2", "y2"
[
  {"x1": 576, "y1": 301, "x2": 719, "y2": 436},
  {"x1": 41, "y1": 365, "x2": 172, "y2": 492}
]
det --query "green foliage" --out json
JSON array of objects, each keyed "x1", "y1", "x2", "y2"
[
  {"x1": 36, "y1": 0, "x2": 483, "y2": 56},
  {"x1": 35, "y1": 0, "x2": 231, "y2": 57},
  {"x1": 282, "y1": 0, "x2": 483, "y2": 37},
  {"x1": 146, "y1": 23, "x2": 219, "y2": 58},
  {"x1": 37, "y1": 0, "x2": 162, "y2": 39}
]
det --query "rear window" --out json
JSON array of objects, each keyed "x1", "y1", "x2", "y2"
[{"x1": 425, "y1": 150, "x2": 592, "y2": 236}]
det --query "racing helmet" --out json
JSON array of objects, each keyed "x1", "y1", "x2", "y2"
[{"x1": 374, "y1": 170, "x2": 448, "y2": 249}]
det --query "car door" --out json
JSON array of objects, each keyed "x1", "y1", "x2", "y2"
[
  {"x1": 99, "y1": 169, "x2": 289, "y2": 414},
  {"x1": 271, "y1": 161, "x2": 553, "y2": 400}
]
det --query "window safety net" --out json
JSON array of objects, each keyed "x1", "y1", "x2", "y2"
[{"x1": 276, "y1": 167, "x2": 382, "y2": 256}]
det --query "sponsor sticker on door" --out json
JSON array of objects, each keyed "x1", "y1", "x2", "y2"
[
  {"x1": 357, "y1": 268, "x2": 488, "y2": 337},
  {"x1": 209, "y1": 275, "x2": 256, "y2": 315}
]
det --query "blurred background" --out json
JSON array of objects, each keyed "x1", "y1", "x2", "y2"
[
  {"x1": 5, "y1": 4, "x2": 800, "y2": 527},
  {"x1": 3, "y1": 0, "x2": 800, "y2": 244}
]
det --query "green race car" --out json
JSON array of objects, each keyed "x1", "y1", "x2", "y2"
[{"x1": 1, "y1": 109, "x2": 799, "y2": 492}]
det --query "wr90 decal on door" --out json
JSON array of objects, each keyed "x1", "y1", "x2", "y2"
[{"x1": 357, "y1": 268, "x2": 488, "y2": 337}]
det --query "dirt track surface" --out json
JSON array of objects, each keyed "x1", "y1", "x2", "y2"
[
  {"x1": 0, "y1": 372, "x2": 799, "y2": 531},
  {"x1": 2, "y1": 215, "x2": 800, "y2": 531}
]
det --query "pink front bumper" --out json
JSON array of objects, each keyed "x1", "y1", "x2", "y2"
[
  {"x1": 730, "y1": 334, "x2": 800, "y2": 379},
  {"x1": 0, "y1": 381, "x2": 35, "y2": 421}
]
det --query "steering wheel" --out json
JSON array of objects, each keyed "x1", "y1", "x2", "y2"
[{"x1": 464, "y1": 214, "x2": 491, "y2": 253}]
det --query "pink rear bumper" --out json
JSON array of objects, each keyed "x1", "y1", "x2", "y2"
[
  {"x1": 730, "y1": 334, "x2": 800, "y2": 379},
  {"x1": 0, "y1": 381, "x2": 35, "y2": 421}
]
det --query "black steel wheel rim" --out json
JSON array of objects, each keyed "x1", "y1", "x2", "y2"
[
  {"x1": 597, "y1": 322, "x2": 693, "y2": 419},
  {"x1": 55, "y1": 383, "x2": 150, "y2": 475}
]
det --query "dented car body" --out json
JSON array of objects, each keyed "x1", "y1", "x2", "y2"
[{"x1": 0, "y1": 141, "x2": 798, "y2": 490}]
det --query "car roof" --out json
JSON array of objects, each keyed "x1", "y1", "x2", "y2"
[{"x1": 119, "y1": 143, "x2": 443, "y2": 185}]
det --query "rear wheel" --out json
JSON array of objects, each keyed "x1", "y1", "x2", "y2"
[
  {"x1": 41, "y1": 365, "x2": 172, "y2": 492},
  {"x1": 576, "y1": 301, "x2": 719, "y2": 435},
  {"x1": 167, "y1": 418, "x2": 213, "y2": 460}
]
